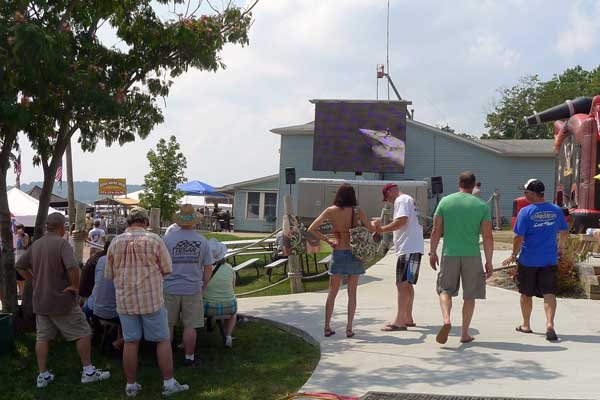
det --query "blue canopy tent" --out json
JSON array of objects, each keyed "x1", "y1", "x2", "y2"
[{"x1": 176, "y1": 181, "x2": 225, "y2": 197}]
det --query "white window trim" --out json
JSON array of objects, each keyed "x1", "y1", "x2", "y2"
[{"x1": 244, "y1": 191, "x2": 278, "y2": 221}]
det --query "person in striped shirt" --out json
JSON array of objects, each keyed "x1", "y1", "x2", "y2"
[{"x1": 105, "y1": 207, "x2": 189, "y2": 397}]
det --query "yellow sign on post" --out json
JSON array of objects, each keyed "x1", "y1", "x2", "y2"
[{"x1": 99, "y1": 178, "x2": 127, "y2": 195}]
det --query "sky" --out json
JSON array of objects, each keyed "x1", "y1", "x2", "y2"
[{"x1": 8, "y1": 0, "x2": 600, "y2": 187}]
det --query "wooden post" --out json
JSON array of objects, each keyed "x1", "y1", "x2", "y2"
[
  {"x1": 378, "y1": 201, "x2": 393, "y2": 254},
  {"x1": 494, "y1": 190, "x2": 502, "y2": 230},
  {"x1": 284, "y1": 195, "x2": 304, "y2": 294},
  {"x1": 73, "y1": 203, "x2": 87, "y2": 263},
  {"x1": 149, "y1": 208, "x2": 161, "y2": 235}
]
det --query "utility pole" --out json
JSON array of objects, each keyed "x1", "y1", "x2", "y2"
[
  {"x1": 73, "y1": 203, "x2": 87, "y2": 263},
  {"x1": 65, "y1": 140, "x2": 76, "y2": 225},
  {"x1": 386, "y1": 0, "x2": 390, "y2": 100}
]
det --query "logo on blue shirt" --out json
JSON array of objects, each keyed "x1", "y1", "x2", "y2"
[{"x1": 172, "y1": 240, "x2": 202, "y2": 263}]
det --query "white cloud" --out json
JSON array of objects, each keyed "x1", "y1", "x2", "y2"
[
  {"x1": 7, "y1": 0, "x2": 600, "y2": 188},
  {"x1": 467, "y1": 34, "x2": 520, "y2": 68},
  {"x1": 556, "y1": 1, "x2": 600, "y2": 56}
]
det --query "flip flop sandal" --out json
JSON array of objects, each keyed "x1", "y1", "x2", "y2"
[
  {"x1": 346, "y1": 329, "x2": 355, "y2": 338},
  {"x1": 380, "y1": 324, "x2": 407, "y2": 332},
  {"x1": 460, "y1": 337, "x2": 475, "y2": 343},
  {"x1": 406, "y1": 323, "x2": 416, "y2": 327},
  {"x1": 324, "y1": 328, "x2": 336, "y2": 337},
  {"x1": 436, "y1": 323, "x2": 452, "y2": 344},
  {"x1": 546, "y1": 328, "x2": 558, "y2": 341},
  {"x1": 516, "y1": 326, "x2": 533, "y2": 334}
]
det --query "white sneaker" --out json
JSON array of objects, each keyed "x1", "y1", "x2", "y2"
[
  {"x1": 125, "y1": 383, "x2": 142, "y2": 397},
  {"x1": 225, "y1": 336, "x2": 233, "y2": 348},
  {"x1": 162, "y1": 380, "x2": 190, "y2": 396},
  {"x1": 36, "y1": 372, "x2": 55, "y2": 388},
  {"x1": 81, "y1": 368, "x2": 110, "y2": 383}
]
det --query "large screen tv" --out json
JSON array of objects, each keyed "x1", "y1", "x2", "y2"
[{"x1": 312, "y1": 100, "x2": 408, "y2": 173}]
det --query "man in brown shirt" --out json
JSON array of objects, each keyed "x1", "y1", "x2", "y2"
[{"x1": 16, "y1": 213, "x2": 110, "y2": 389}]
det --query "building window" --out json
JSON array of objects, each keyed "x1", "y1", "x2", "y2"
[
  {"x1": 245, "y1": 191, "x2": 278, "y2": 221},
  {"x1": 264, "y1": 192, "x2": 277, "y2": 222},
  {"x1": 246, "y1": 192, "x2": 260, "y2": 219}
]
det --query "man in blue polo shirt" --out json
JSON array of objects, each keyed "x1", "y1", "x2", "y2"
[{"x1": 502, "y1": 179, "x2": 568, "y2": 342}]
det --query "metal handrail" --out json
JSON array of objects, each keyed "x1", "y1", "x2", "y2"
[{"x1": 226, "y1": 227, "x2": 282, "y2": 257}]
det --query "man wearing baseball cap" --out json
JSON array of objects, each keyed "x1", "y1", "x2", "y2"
[
  {"x1": 374, "y1": 183, "x2": 424, "y2": 331},
  {"x1": 502, "y1": 179, "x2": 568, "y2": 342}
]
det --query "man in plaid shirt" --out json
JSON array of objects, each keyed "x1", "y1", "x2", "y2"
[{"x1": 105, "y1": 207, "x2": 189, "y2": 397}]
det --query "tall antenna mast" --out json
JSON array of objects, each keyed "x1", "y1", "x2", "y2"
[{"x1": 386, "y1": 0, "x2": 390, "y2": 100}]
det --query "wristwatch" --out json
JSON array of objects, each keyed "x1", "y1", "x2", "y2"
[{"x1": 428, "y1": 252, "x2": 436, "y2": 256}]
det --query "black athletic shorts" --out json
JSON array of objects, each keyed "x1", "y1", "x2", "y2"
[
  {"x1": 396, "y1": 253, "x2": 422, "y2": 284},
  {"x1": 516, "y1": 263, "x2": 557, "y2": 297}
]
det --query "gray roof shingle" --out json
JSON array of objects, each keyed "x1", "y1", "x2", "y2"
[{"x1": 270, "y1": 120, "x2": 555, "y2": 158}]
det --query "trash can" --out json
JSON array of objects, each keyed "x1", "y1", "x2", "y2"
[{"x1": 0, "y1": 313, "x2": 14, "y2": 356}]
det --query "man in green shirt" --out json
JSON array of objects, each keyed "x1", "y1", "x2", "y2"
[{"x1": 429, "y1": 172, "x2": 494, "y2": 344}]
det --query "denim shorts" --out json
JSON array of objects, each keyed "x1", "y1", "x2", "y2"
[
  {"x1": 329, "y1": 250, "x2": 365, "y2": 276},
  {"x1": 119, "y1": 306, "x2": 170, "y2": 343}
]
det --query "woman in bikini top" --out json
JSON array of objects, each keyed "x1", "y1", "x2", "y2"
[{"x1": 308, "y1": 184, "x2": 376, "y2": 338}]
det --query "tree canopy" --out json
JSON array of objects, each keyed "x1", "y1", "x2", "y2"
[
  {"x1": 484, "y1": 65, "x2": 600, "y2": 139},
  {"x1": 0, "y1": 0, "x2": 256, "y2": 316},
  {"x1": 2, "y1": 0, "x2": 255, "y2": 237},
  {"x1": 139, "y1": 135, "x2": 187, "y2": 223}
]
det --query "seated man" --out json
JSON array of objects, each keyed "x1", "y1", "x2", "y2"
[
  {"x1": 87, "y1": 237, "x2": 123, "y2": 351},
  {"x1": 205, "y1": 239, "x2": 238, "y2": 348},
  {"x1": 80, "y1": 241, "x2": 108, "y2": 302}
]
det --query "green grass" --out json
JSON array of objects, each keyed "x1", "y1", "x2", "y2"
[
  {"x1": 194, "y1": 231, "x2": 382, "y2": 297},
  {"x1": 200, "y1": 232, "x2": 264, "y2": 242},
  {"x1": 232, "y1": 242, "x2": 384, "y2": 297},
  {"x1": 0, "y1": 320, "x2": 319, "y2": 400}
]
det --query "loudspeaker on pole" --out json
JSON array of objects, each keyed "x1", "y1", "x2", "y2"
[
  {"x1": 285, "y1": 167, "x2": 296, "y2": 185},
  {"x1": 431, "y1": 176, "x2": 443, "y2": 194}
]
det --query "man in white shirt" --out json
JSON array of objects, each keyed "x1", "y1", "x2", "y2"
[
  {"x1": 165, "y1": 223, "x2": 180, "y2": 236},
  {"x1": 374, "y1": 183, "x2": 424, "y2": 331},
  {"x1": 88, "y1": 220, "x2": 105, "y2": 257}
]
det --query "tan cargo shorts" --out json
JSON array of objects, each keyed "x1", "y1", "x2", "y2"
[
  {"x1": 36, "y1": 305, "x2": 92, "y2": 342},
  {"x1": 164, "y1": 292, "x2": 204, "y2": 329},
  {"x1": 437, "y1": 256, "x2": 486, "y2": 299}
]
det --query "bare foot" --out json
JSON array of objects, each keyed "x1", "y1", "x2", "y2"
[
  {"x1": 436, "y1": 323, "x2": 451, "y2": 344},
  {"x1": 460, "y1": 336, "x2": 475, "y2": 343}
]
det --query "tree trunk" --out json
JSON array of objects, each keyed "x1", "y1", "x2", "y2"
[
  {"x1": 33, "y1": 135, "x2": 69, "y2": 240},
  {"x1": 32, "y1": 168, "x2": 58, "y2": 240},
  {"x1": 0, "y1": 128, "x2": 18, "y2": 315}
]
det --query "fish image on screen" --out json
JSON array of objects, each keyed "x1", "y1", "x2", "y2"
[{"x1": 312, "y1": 101, "x2": 407, "y2": 173}]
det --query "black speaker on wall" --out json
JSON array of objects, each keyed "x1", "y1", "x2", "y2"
[
  {"x1": 285, "y1": 168, "x2": 296, "y2": 185},
  {"x1": 431, "y1": 176, "x2": 443, "y2": 194}
]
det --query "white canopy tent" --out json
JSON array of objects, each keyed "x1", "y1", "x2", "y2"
[{"x1": 7, "y1": 187, "x2": 63, "y2": 227}]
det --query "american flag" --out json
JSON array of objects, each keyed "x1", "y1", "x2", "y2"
[{"x1": 55, "y1": 157, "x2": 63, "y2": 189}]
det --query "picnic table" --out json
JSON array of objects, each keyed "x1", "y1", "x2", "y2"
[
  {"x1": 222, "y1": 238, "x2": 276, "y2": 248},
  {"x1": 223, "y1": 238, "x2": 277, "y2": 266}
]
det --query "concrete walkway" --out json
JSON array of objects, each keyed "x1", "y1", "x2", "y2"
[{"x1": 239, "y1": 243, "x2": 600, "y2": 399}]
